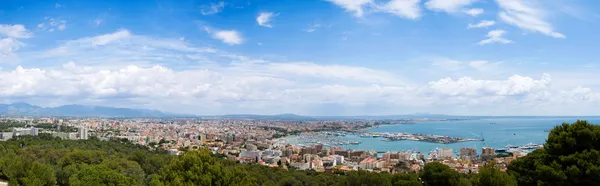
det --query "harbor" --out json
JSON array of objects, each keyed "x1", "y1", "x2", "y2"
[{"x1": 282, "y1": 131, "x2": 483, "y2": 150}]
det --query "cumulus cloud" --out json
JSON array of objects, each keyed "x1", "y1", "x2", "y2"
[
  {"x1": 478, "y1": 29, "x2": 513, "y2": 45},
  {"x1": 201, "y1": 1, "x2": 226, "y2": 15},
  {"x1": 464, "y1": 8, "x2": 484, "y2": 16},
  {"x1": 425, "y1": 0, "x2": 477, "y2": 13},
  {"x1": 496, "y1": 0, "x2": 565, "y2": 38},
  {"x1": 256, "y1": 12, "x2": 276, "y2": 28},
  {"x1": 429, "y1": 73, "x2": 551, "y2": 96},
  {"x1": 204, "y1": 27, "x2": 243, "y2": 45},
  {"x1": 468, "y1": 20, "x2": 495, "y2": 29}
]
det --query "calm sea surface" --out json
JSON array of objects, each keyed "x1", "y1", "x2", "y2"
[{"x1": 285, "y1": 117, "x2": 600, "y2": 154}]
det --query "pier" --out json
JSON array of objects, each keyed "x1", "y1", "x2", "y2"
[{"x1": 360, "y1": 132, "x2": 483, "y2": 144}]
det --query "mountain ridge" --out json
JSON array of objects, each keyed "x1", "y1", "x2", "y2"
[{"x1": 0, "y1": 103, "x2": 179, "y2": 117}]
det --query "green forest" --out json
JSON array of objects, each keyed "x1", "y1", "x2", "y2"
[{"x1": 0, "y1": 120, "x2": 598, "y2": 186}]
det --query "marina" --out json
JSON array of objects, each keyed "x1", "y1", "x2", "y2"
[{"x1": 282, "y1": 117, "x2": 600, "y2": 155}]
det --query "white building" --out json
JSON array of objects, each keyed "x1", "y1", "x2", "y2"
[
  {"x1": 13, "y1": 127, "x2": 39, "y2": 137},
  {"x1": 239, "y1": 150, "x2": 262, "y2": 161},
  {"x1": 78, "y1": 127, "x2": 88, "y2": 140},
  {"x1": 439, "y1": 148, "x2": 453, "y2": 159},
  {"x1": 332, "y1": 155, "x2": 345, "y2": 164}
]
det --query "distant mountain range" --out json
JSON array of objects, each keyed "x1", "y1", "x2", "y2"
[
  {"x1": 0, "y1": 103, "x2": 462, "y2": 119},
  {"x1": 3, "y1": 103, "x2": 590, "y2": 119},
  {"x1": 0, "y1": 103, "x2": 178, "y2": 117}
]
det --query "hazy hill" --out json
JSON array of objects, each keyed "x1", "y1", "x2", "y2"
[{"x1": 0, "y1": 103, "x2": 176, "y2": 117}]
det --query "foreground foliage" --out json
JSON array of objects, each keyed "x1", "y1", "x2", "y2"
[{"x1": 508, "y1": 120, "x2": 600, "y2": 185}]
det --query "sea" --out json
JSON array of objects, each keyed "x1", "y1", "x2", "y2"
[{"x1": 284, "y1": 117, "x2": 600, "y2": 154}]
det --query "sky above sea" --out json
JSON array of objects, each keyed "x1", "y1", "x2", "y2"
[{"x1": 1, "y1": 0, "x2": 600, "y2": 115}]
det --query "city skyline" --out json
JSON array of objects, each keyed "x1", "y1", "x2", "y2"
[{"x1": 1, "y1": 0, "x2": 600, "y2": 115}]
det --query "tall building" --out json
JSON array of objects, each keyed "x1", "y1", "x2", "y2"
[
  {"x1": 200, "y1": 134, "x2": 207, "y2": 145},
  {"x1": 459, "y1": 148, "x2": 477, "y2": 161},
  {"x1": 314, "y1": 144, "x2": 324, "y2": 154},
  {"x1": 439, "y1": 148, "x2": 453, "y2": 159},
  {"x1": 481, "y1": 147, "x2": 495, "y2": 161},
  {"x1": 78, "y1": 127, "x2": 88, "y2": 140}
]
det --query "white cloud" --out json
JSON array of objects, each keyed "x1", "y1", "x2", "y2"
[
  {"x1": 266, "y1": 62, "x2": 405, "y2": 85},
  {"x1": 55, "y1": 3, "x2": 62, "y2": 8},
  {"x1": 496, "y1": 0, "x2": 565, "y2": 38},
  {"x1": 0, "y1": 25, "x2": 31, "y2": 63},
  {"x1": 469, "y1": 60, "x2": 502, "y2": 72},
  {"x1": 464, "y1": 8, "x2": 484, "y2": 16},
  {"x1": 256, "y1": 12, "x2": 276, "y2": 28},
  {"x1": 478, "y1": 29, "x2": 513, "y2": 45},
  {"x1": 429, "y1": 73, "x2": 551, "y2": 96},
  {"x1": 467, "y1": 20, "x2": 495, "y2": 29},
  {"x1": 0, "y1": 38, "x2": 24, "y2": 62},
  {"x1": 38, "y1": 17, "x2": 67, "y2": 32},
  {"x1": 305, "y1": 24, "x2": 321, "y2": 33},
  {"x1": 204, "y1": 27, "x2": 243, "y2": 45},
  {"x1": 431, "y1": 59, "x2": 465, "y2": 71},
  {"x1": 325, "y1": 0, "x2": 373, "y2": 17},
  {"x1": 89, "y1": 29, "x2": 131, "y2": 46},
  {"x1": 425, "y1": 0, "x2": 477, "y2": 13},
  {"x1": 201, "y1": 1, "x2": 226, "y2": 15},
  {"x1": 8, "y1": 30, "x2": 600, "y2": 115},
  {"x1": 375, "y1": 0, "x2": 421, "y2": 19},
  {"x1": 0, "y1": 24, "x2": 33, "y2": 38},
  {"x1": 213, "y1": 30, "x2": 243, "y2": 45},
  {"x1": 0, "y1": 38, "x2": 24, "y2": 53}
]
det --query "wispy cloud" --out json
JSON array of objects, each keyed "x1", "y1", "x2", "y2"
[
  {"x1": 375, "y1": 0, "x2": 421, "y2": 19},
  {"x1": 425, "y1": 0, "x2": 477, "y2": 13},
  {"x1": 478, "y1": 29, "x2": 513, "y2": 45},
  {"x1": 496, "y1": 0, "x2": 565, "y2": 38},
  {"x1": 325, "y1": 0, "x2": 373, "y2": 17},
  {"x1": 464, "y1": 8, "x2": 483, "y2": 16},
  {"x1": 201, "y1": 1, "x2": 226, "y2": 15},
  {"x1": 0, "y1": 24, "x2": 33, "y2": 38},
  {"x1": 304, "y1": 24, "x2": 322, "y2": 33},
  {"x1": 94, "y1": 19, "x2": 103, "y2": 26},
  {"x1": 256, "y1": 12, "x2": 276, "y2": 28},
  {"x1": 468, "y1": 20, "x2": 495, "y2": 29},
  {"x1": 37, "y1": 17, "x2": 67, "y2": 32},
  {"x1": 0, "y1": 24, "x2": 32, "y2": 63}
]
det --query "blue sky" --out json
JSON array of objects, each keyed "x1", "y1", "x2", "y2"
[{"x1": 0, "y1": 0, "x2": 599, "y2": 115}]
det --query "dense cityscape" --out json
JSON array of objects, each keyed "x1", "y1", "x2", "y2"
[{"x1": 0, "y1": 116, "x2": 541, "y2": 176}]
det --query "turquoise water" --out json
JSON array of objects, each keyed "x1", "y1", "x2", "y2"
[{"x1": 288, "y1": 117, "x2": 600, "y2": 154}]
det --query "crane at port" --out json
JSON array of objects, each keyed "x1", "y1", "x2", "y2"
[{"x1": 481, "y1": 132, "x2": 485, "y2": 142}]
